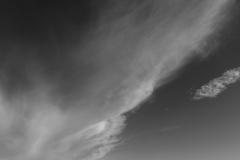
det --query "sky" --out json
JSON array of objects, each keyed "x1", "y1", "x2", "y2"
[
  {"x1": 100, "y1": 3, "x2": 240, "y2": 159},
  {"x1": 0, "y1": 0, "x2": 239, "y2": 160}
]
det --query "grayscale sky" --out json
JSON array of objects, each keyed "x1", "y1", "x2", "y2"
[{"x1": 0, "y1": 1, "x2": 239, "y2": 160}]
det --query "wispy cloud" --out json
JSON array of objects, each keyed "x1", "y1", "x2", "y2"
[
  {"x1": 41, "y1": 115, "x2": 126, "y2": 160},
  {"x1": 0, "y1": 0, "x2": 233, "y2": 160}
]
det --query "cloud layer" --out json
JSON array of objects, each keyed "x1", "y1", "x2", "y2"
[{"x1": 0, "y1": 0, "x2": 233, "y2": 160}]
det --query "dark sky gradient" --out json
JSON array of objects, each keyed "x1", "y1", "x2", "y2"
[{"x1": 100, "y1": 2, "x2": 240, "y2": 160}]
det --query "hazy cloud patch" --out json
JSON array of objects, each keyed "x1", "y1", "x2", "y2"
[{"x1": 193, "y1": 67, "x2": 240, "y2": 100}]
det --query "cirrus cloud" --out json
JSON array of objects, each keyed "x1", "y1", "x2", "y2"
[{"x1": 0, "y1": 0, "x2": 233, "y2": 160}]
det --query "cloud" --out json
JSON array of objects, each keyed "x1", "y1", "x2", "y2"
[
  {"x1": 0, "y1": 0, "x2": 233, "y2": 160},
  {"x1": 193, "y1": 67, "x2": 240, "y2": 100},
  {"x1": 41, "y1": 115, "x2": 126, "y2": 160}
]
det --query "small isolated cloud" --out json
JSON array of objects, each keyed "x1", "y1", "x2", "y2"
[{"x1": 193, "y1": 67, "x2": 240, "y2": 100}]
